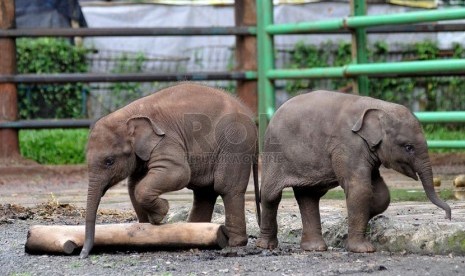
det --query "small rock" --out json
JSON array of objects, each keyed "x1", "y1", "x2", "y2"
[
  {"x1": 453, "y1": 189, "x2": 465, "y2": 200},
  {"x1": 453, "y1": 175, "x2": 465, "y2": 187},
  {"x1": 261, "y1": 250, "x2": 274, "y2": 257},
  {"x1": 214, "y1": 204, "x2": 225, "y2": 215},
  {"x1": 166, "y1": 207, "x2": 189, "y2": 223},
  {"x1": 221, "y1": 247, "x2": 238, "y2": 257}
]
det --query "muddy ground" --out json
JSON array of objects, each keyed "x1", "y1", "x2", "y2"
[{"x1": 1, "y1": 153, "x2": 465, "y2": 275}]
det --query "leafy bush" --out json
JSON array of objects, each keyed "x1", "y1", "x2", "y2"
[
  {"x1": 108, "y1": 52, "x2": 147, "y2": 109},
  {"x1": 16, "y1": 38, "x2": 90, "y2": 119},
  {"x1": 19, "y1": 129, "x2": 88, "y2": 164},
  {"x1": 285, "y1": 40, "x2": 465, "y2": 112}
]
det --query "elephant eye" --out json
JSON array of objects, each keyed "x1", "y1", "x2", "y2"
[
  {"x1": 404, "y1": 144, "x2": 415, "y2": 154},
  {"x1": 104, "y1": 157, "x2": 115, "y2": 167}
]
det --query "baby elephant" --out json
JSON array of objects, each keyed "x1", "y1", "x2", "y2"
[
  {"x1": 256, "y1": 90, "x2": 451, "y2": 253},
  {"x1": 80, "y1": 83, "x2": 258, "y2": 258}
]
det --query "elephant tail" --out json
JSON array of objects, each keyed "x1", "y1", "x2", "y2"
[{"x1": 253, "y1": 140, "x2": 261, "y2": 227}]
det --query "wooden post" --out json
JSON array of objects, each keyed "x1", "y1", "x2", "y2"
[
  {"x1": 0, "y1": 0, "x2": 20, "y2": 159},
  {"x1": 235, "y1": 0, "x2": 258, "y2": 114}
]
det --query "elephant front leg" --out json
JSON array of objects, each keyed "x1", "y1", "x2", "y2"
[
  {"x1": 132, "y1": 169, "x2": 189, "y2": 225},
  {"x1": 256, "y1": 190, "x2": 282, "y2": 250},
  {"x1": 214, "y1": 159, "x2": 252, "y2": 247},
  {"x1": 135, "y1": 186, "x2": 169, "y2": 225},
  {"x1": 128, "y1": 179, "x2": 149, "y2": 223},
  {"x1": 344, "y1": 178, "x2": 376, "y2": 253},
  {"x1": 370, "y1": 169, "x2": 390, "y2": 219},
  {"x1": 293, "y1": 187, "x2": 328, "y2": 251}
]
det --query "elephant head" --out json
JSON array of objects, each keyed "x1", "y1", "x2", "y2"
[
  {"x1": 79, "y1": 115, "x2": 165, "y2": 258},
  {"x1": 352, "y1": 106, "x2": 451, "y2": 220}
]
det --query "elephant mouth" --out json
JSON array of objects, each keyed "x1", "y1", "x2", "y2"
[
  {"x1": 398, "y1": 163, "x2": 419, "y2": 181},
  {"x1": 102, "y1": 185, "x2": 110, "y2": 196}
]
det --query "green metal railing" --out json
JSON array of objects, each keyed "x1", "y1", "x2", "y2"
[
  {"x1": 256, "y1": 0, "x2": 465, "y2": 150},
  {"x1": 415, "y1": 112, "x2": 465, "y2": 148},
  {"x1": 266, "y1": 8, "x2": 465, "y2": 34}
]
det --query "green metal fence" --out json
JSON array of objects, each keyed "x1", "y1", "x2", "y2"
[{"x1": 257, "y1": 0, "x2": 465, "y2": 150}]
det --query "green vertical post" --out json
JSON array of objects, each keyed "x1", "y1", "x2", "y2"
[
  {"x1": 351, "y1": 0, "x2": 370, "y2": 95},
  {"x1": 256, "y1": 0, "x2": 276, "y2": 151}
]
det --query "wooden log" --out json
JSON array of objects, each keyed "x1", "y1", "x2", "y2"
[{"x1": 25, "y1": 223, "x2": 229, "y2": 255}]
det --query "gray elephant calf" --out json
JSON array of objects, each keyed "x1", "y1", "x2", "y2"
[
  {"x1": 80, "y1": 83, "x2": 258, "y2": 258},
  {"x1": 256, "y1": 90, "x2": 451, "y2": 253}
]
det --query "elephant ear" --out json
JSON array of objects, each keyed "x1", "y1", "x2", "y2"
[
  {"x1": 126, "y1": 116, "x2": 165, "y2": 161},
  {"x1": 352, "y1": 109, "x2": 384, "y2": 151}
]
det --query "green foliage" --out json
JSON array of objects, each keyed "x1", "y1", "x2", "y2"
[
  {"x1": 19, "y1": 129, "x2": 88, "y2": 164},
  {"x1": 285, "y1": 40, "x2": 465, "y2": 111},
  {"x1": 320, "y1": 188, "x2": 455, "y2": 202},
  {"x1": 332, "y1": 42, "x2": 353, "y2": 91},
  {"x1": 16, "y1": 38, "x2": 90, "y2": 119},
  {"x1": 284, "y1": 188, "x2": 455, "y2": 202},
  {"x1": 389, "y1": 188, "x2": 455, "y2": 202},
  {"x1": 423, "y1": 124, "x2": 465, "y2": 152},
  {"x1": 108, "y1": 52, "x2": 147, "y2": 109},
  {"x1": 285, "y1": 41, "x2": 347, "y2": 94}
]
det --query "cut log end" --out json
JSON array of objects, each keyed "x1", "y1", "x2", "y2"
[{"x1": 63, "y1": 240, "x2": 78, "y2": 255}]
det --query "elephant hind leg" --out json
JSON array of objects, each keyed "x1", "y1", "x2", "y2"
[
  {"x1": 256, "y1": 178, "x2": 283, "y2": 250},
  {"x1": 188, "y1": 185, "x2": 218, "y2": 222},
  {"x1": 293, "y1": 186, "x2": 328, "y2": 251},
  {"x1": 214, "y1": 161, "x2": 251, "y2": 247},
  {"x1": 256, "y1": 191, "x2": 281, "y2": 250}
]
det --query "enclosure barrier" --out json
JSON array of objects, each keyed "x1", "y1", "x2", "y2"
[
  {"x1": 0, "y1": 72, "x2": 258, "y2": 84},
  {"x1": 0, "y1": 0, "x2": 263, "y2": 159},
  {"x1": 0, "y1": 0, "x2": 465, "y2": 157},
  {"x1": 265, "y1": 8, "x2": 465, "y2": 34},
  {"x1": 0, "y1": 27, "x2": 256, "y2": 37},
  {"x1": 0, "y1": 119, "x2": 93, "y2": 129},
  {"x1": 267, "y1": 59, "x2": 465, "y2": 79},
  {"x1": 257, "y1": 0, "x2": 465, "y2": 150}
]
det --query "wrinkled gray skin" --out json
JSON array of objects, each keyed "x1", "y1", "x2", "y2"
[
  {"x1": 80, "y1": 83, "x2": 258, "y2": 258},
  {"x1": 256, "y1": 90, "x2": 451, "y2": 253}
]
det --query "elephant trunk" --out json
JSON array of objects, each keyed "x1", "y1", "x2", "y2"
[
  {"x1": 79, "y1": 179, "x2": 104, "y2": 258},
  {"x1": 416, "y1": 158, "x2": 451, "y2": 220}
]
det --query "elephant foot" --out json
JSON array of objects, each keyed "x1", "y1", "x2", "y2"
[
  {"x1": 147, "y1": 198, "x2": 169, "y2": 225},
  {"x1": 228, "y1": 235, "x2": 248, "y2": 247},
  {"x1": 256, "y1": 236, "x2": 278, "y2": 250},
  {"x1": 301, "y1": 237, "x2": 327, "y2": 251},
  {"x1": 345, "y1": 237, "x2": 376, "y2": 253}
]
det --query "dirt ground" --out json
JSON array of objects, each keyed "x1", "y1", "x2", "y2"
[{"x1": 1, "y1": 153, "x2": 465, "y2": 275}]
